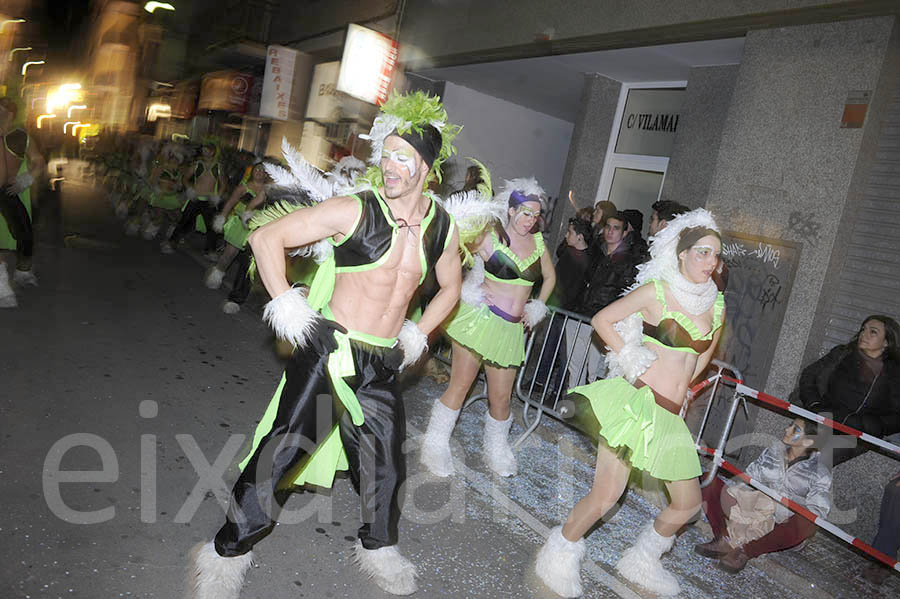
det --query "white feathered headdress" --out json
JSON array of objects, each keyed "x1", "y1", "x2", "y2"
[{"x1": 493, "y1": 177, "x2": 547, "y2": 226}]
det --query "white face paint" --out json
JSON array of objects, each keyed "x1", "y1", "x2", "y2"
[{"x1": 381, "y1": 148, "x2": 417, "y2": 178}]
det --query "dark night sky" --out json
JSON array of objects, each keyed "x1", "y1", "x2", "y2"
[{"x1": 41, "y1": 0, "x2": 92, "y2": 69}]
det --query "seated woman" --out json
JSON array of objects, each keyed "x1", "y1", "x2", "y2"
[
  {"x1": 534, "y1": 209, "x2": 725, "y2": 597},
  {"x1": 420, "y1": 178, "x2": 556, "y2": 478},
  {"x1": 795, "y1": 314, "x2": 900, "y2": 467},
  {"x1": 694, "y1": 418, "x2": 831, "y2": 573}
]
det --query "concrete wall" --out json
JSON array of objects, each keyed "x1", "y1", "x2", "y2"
[
  {"x1": 705, "y1": 16, "x2": 900, "y2": 540},
  {"x1": 438, "y1": 82, "x2": 574, "y2": 207},
  {"x1": 659, "y1": 65, "x2": 739, "y2": 209},
  {"x1": 548, "y1": 74, "x2": 621, "y2": 249},
  {"x1": 400, "y1": 0, "x2": 899, "y2": 67}
]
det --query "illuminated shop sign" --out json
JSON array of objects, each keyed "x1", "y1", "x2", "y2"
[
  {"x1": 261, "y1": 45, "x2": 298, "y2": 121},
  {"x1": 336, "y1": 24, "x2": 399, "y2": 106}
]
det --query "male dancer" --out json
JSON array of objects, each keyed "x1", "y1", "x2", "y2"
[
  {"x1": 162, "y1": 139, "x2": 224, "y2": 259},
  {"x1": 0, "y1": 97, "x2": 44, "y2": 307},
  {"x1": 187, "y1": 92, "x2": 462, "y2": 598}
]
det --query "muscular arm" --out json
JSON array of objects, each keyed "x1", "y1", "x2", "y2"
[
  {"x1": 590, "y1": 283, "x2": 656, "y2": 352},
  {"x1": 248, "y1": 195, "x2": 360, "y2": 300},
  {"x1": 415, "y1": 225, "x2": 462, "y2": 336},
  {"x1": 26, "y1": 135, "x2": 45, "y2": 181},
  {"x1": 536, "y1": 249, "x2": 556, "y2": 304}
]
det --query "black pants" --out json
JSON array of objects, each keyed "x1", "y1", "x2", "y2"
[
  {"x1": 214, "y1": 338, "x2": 404, "y2": 557},
  {"x1": 0, "y1": 192, "x2": 33, "y2": 268},
  {"x1": 170, "y1": 199, "x2": 217, "y2": 252},
  {"x1": 227, "y1": 248, "x2": 252, "y2": 305},
  {"x1": 873, "y1": 473, "x2": 900, "y2": 558}
]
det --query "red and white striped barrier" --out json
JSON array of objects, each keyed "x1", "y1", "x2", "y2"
[
  {"x1": 698, "y1": 445, "x2": 900, "y2": 572},
  {"x1": 716, "y1": 374, "x2": 900, "y2": 458}
]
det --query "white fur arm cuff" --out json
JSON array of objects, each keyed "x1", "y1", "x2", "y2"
[
  {"x1": 605, "y1": 343, "x2": 657, "y2": 384},
  {"x1": 523, "y1": 299, "x2": 548, "y2": 328},
  {"x1": 212, "y1": 214, "x2": 226, "y2": 233},
  {"x1": 240, "y1": 210, "x2": 255, "y2": 226},
  {"x1": 184, "y1": 187, "x2": 197, "y2": 200},
  {"x1": 460, "y1": 255, "x2": 486, "y2": 306},
  {"x1": 11, "y1": 172, "x2": 34, "y2": 194},
  {"x1": 262, "y1": 287, "x2": 320, "y2": 348},
  {"x1": 396, "y1": 320, "x2": 428, "y2": 370}
]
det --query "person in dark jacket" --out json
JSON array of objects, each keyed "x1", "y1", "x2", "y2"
[
  {"x1": 579, "y1": 211, "x2": 642, "y2": 315},
  {"x1": 795, "y1": 315, "x2": 900, "y2": 467},
  {"x1": 622, "y1": 208, "x2": 649, "y2": 264},
  {"x1": 553, "y1": 218, "x2": 593, "y2": 312}
]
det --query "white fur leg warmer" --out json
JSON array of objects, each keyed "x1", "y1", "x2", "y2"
[
  {"x1": 615, "y1": 523, "x2": 681, "y2": 596},
  {"x1": 185, "y1": 541, "x2": 253, "y2": 599},
  {"x1": 483, "y1": 412, "x2": 517, "y2": 477},
  {"x1": 212, "y1": 214, "x2": 225, "y2": 233},
  {"x1": 353, "y1": 540, "x2": 417, "y2": 595},
  {"x1": 523, "y1": 299, "x2": 548, "y2": 329},
  {"x1": 397, "y1": 320, "x2": 428, "y2": 370},
  {"x1": 459, "y1": 254, "x2": 486, "y2": 306},
  {"x1": 0, "y1": 269, "x2": 17, "y2": 308},
  {"x1": 535, "y1": 526, "x2": 585, "y2": 598},
  {"x1": 420, "y1": 399, "x2": 460, "y2": 477},
  {"x1": 262, "y1": 287, "x2": 321, "y2": 349}
]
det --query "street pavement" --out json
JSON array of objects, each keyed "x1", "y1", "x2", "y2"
[{"x1": 2, "y1": 175, "x2": 898, "y2": 598}]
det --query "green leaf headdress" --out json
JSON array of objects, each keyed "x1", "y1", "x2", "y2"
[{"x1": 358, "y1": 90, "x2": 461, "y2": 189}]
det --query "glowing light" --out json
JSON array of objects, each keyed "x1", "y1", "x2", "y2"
[
  {"x1": 21, "y1": 60, "x2": 44, "y2": 76},
  {"x1": 46, "y1": 84, "x2": 83, "y2": 112},
  {"x1": 36, "y1": 114, "x2": 56, "y2": 128},
  {"x1": 0, "y1": 19, "x2": 26, "y2": 33},
  {"x1": 63, "y1": 121, "x2": 81, "y2": 134},
  {"x1": 147, "y1": 103, "x2": 171, "y2": 122},
  {"x1": 8, "y1": 47, "x2": 31, "y2": 61},
  {"x1": 67, "y1": 105, "x2": 87, "y2": 118},
  {"x1": 171, "y1": 133, "x2": 189, "y2": 141},
  {"x1": 144, "y1": 2, "x2": 176, "y2": 13},
  {"x1": 72, "y1": 124, "x2": 90, "y2": 137}
]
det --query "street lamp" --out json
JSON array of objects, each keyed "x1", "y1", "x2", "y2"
[
  {"x1": 67, "y1": 105, "x2": 87, "y2": 118},
  {"x1": 8, "y1": 47, "x2": 31, "y2": 61},
  {"x1": 36, "y1": 114, "x2": 56, "y2": 128},
  {"x1": 63, "y1": 121, "x2": 81, "y2": 134},
  {"x1": 0, "y1": 18, "x2": 25, "y2": 33},
  {"x1": 21, "y1": 60, "x2": 44, "y2": 76},
  {"x1": 144, "y1": 2, "x2": 175, "y2": 13}
]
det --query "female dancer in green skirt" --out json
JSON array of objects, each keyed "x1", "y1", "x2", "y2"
[
  {"x1": 420, "y1": 178, "x2": 556, "y2": 477},
  {"x1": 535, "y1": 208, "x2": 725, "y2": 597}
]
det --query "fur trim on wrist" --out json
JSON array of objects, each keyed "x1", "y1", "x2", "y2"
[
  {"x1": 185, "y1": 187, "x2": 197, "y2": 200},
  {"x1": 12, "y1": 172, "x2": 33, "y2": 194},
  {"x1": 262, "y1": 287, "x2": 320, "y2": 348},
  {"x1": 212, "y1": 214, "x2": 225, "y2": 233},
  {"x1": 523, "y1": 299, "x2": 548, "y2": 328},
  {"x1": 397, "y1": 320, "x2": 428, "y2": 370}
]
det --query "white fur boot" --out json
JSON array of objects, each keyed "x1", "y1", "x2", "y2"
[
  {"x1": 615, "y1": 523, "x2": 681, "y2": 596},
  {"x1": 204, "y1": 267, "x2": 225, "y2": 289},
  {"x1": 0, "y1": 268, "x2": 17, "y2": 308},
  {"x1": 13, "y1": 269, "x2": 38, "y2": 287},
  {"x1": 483, "y1": 412, "x2": 517, "y2": 477},
  {"x1": 535, "y1": 526, "x2": 585, "y2": 597},
  {"x1": 185, "y1": 541, "x2": 253, "y2": 599},
  {"x1": 142, "y1": 221, "x2": 160, "y2": 240},
  {"x1": 419, "y1": 399, "x2": 460, "y2": 477},
  {"x1": 353, "y1": 540, "x2": 417, "y2": 595}
]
